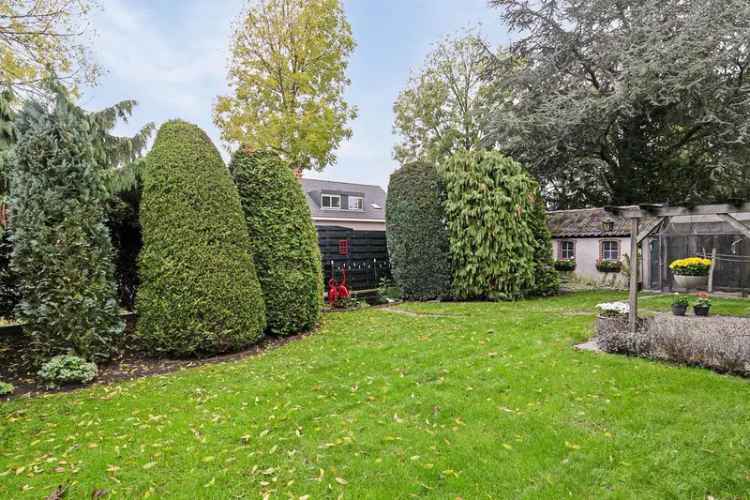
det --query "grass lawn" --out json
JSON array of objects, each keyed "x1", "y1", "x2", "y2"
[{"x1": 1, "y1": 291, "x2": 750, "y2": 499}]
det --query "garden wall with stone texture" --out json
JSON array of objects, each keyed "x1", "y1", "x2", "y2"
[{"x1": 597, "y1": 314, "x2": 750, "y2": 376}]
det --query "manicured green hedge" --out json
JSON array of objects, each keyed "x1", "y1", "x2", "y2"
[
  {"x1": 136, "y1": 120, "x2": 266, "y2": 356},
  {"x1": 229, "y1": 149, "x2": 322, "y2": 336},
  {"x1": 386, "y1": 161, "x2": 451, "y2": 300},
  {"x1": 10, "y1": 92, "x2": 123, "y2": 363},
  {"x1": 440, "y1": 150, "x2": 555, "y2": 300}
]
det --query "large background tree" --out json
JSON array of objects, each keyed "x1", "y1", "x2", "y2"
[
  {"x1": 485, "y1": 0, "x2": 750, "y2": 208},
  {"x1": 393, "y1": 31, "x2": 491, "y2": 167},
  {"x1": 0, "y1": 0, "x2": 100, "y2": 95},
  {"x1": 214, "y1": 0, "x2": 356, "y2": 171}
]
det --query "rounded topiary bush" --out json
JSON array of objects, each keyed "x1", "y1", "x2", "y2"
[
  {"x1": 229, "y1": 149, "x2": 322, "y2": 336},
  {"x1": 386, "y1": 161, "x2": 451, "y2": 300},
  {"x1": 136, "y1": 120, "x2": 266, "y2": 356},
  {"x1": 440, "y1": 149, "x2": 554, "y2": 300}
]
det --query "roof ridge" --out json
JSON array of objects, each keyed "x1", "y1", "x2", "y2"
[{"x1": 300, "y1": 178, "x2": 384, "y2": 189}]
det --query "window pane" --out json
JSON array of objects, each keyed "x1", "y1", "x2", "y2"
[
  {"x1": 602, "y1": 241, "x2": 618, "y2": 260},
  {"x1": 561, "y1": 241, "x2": 574, "y2": 259},
  {"x1": 322, "y1": 194, "x2": 340, "y2": 209},
  {"x1": 349, "y1": 197, "x2": 363, "y2": 210}
]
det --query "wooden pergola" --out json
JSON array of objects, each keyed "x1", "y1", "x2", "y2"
[{"x1": 605, "y1": 202, "x2": 750, "y2": 332}]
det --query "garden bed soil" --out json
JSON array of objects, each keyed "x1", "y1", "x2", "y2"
[{"x1": 0, "y1": 329, "x2": 314, "y2": 400}]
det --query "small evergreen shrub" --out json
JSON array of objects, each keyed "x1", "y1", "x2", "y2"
[
  {"x1": 0, "y1": 381, "x2": 14, "y2": 396},
  {"x1": 37, "y1": 355, "x2": 97, "y2": 387},
  {"x1": 136, "y1": 120, "x2": 266, "y2": 356},
  {"x1": 229, "y1": 150, "x2": 322, "y2": 336},
  {"x1": 10, "y1": 89, "x2": 123, "y2": 363},
  {"x1": 386, "y1": 161, "x2": 452, "y2": 300},
  {"x1": 440, "y1": 150, "x2": 549, "y2": 300}
]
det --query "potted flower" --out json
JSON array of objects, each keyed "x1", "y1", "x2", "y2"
[
  {"x1": 596, "y1": 259, "x2": 622, "y2": 273},
  {"x1": 671, "y1": 293, "x2": 689, "y2": 316},
  {"x1": 554, "y1": 259, "x2": 576, "y2": 272},
  {"x1": 693, "y1": 292, "x2": 711, "y2": 317},
  {"x1": 669, "y1": 257, "x2": 711, "y2": 290},
  {"x1": 596, "y1": 302, "x2": 629, "y2": 317}
]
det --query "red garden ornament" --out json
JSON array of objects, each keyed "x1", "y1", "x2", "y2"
[{"x1": 327, "y1": 264, "x2": 350, "y2": 304}]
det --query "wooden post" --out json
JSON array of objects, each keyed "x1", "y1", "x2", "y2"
[
  {"x1": 629, "y1": 217, "x2": 639, "y2": 333},
  {"x1": 707, "y1": 247, "x2": 717, "y2": 293}
]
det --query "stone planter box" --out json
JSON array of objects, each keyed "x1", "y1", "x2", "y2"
[{"x1": 673, "y1": 274, "x2": 708, "y2": 290}]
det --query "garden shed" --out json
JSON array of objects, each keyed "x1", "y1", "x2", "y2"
[
  {"x1": 605, "y1": 203, "x2": 750, "y2": 332},
  {"x1": 642, "y1": 212, "x2": 750, "y2": 295}
]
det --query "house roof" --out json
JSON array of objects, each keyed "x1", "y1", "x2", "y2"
[
  {"x1": 300, "y1": 178, "x2": 386, "y2": 221},
  {"x1": 548, "y1": 207, "x2": 750, "y2": 239},
  {"x1": 546, "y1": 207, "x2": 639, "y2": 238}
]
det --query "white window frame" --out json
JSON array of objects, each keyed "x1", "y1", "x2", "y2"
[
  {"x1": 601, "y1": 240, "x2": 620, "y2": 261},
  {"x1": 321, "y1": 193, "x2": 341, "y2": 210},
  {"x1": 348, "y1": 196, "x2": 364, "y2": 211},
  {"x1": 560, "y1": 240, "x2": 575, "y2": 260}
]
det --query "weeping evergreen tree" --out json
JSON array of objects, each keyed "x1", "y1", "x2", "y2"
[
  {"x1": 9, "y1": 85, "x2": 129, "y2": 363},
  {"x1": 440, "y1": 149, "x2": 556, "y2": 300},
  {"x1": 229, "y1": 149, "x2": 322, "y2": 336}
]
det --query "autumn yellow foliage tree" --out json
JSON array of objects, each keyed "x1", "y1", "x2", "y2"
[
  {"x1": 0, "y1": 0, "x2": 100, "y2": 94},
  {"x1": 214, "y1": 0, "x2": 356, "y2": 171}
]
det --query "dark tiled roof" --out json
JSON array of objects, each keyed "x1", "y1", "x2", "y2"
[
  {"x1": 547, "y1": 207, "x2": 639, "y2": 238},
  {"x1": 300, "y1": 178, "x2": 386, "y2": 221}
]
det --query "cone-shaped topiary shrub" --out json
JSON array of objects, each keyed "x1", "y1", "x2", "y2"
[
  {"x1": 440, "y1": 149, "x2": 554, "y2": 300},
  {"x1": 229, "y1": 149, "x2": 322, "y2": 336},
  {"x1": 386, "y1": 161, "x2": 451, "y2": 300},
  {"x1": 10, "y1": 90, "x2": 123, "y2": 363},
  {"x1": 136, "y1": 120, "x2": 266, "y2": 356}
]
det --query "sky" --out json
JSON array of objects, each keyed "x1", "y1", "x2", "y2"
[{"x1": 82, "y1": 0, "x2": 511, "y2": 189}]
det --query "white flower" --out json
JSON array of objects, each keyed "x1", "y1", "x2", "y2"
[{"x1": 596, "y1": 302, "x2": 630, "y2": 316}]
